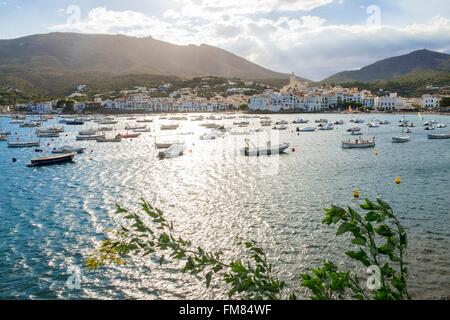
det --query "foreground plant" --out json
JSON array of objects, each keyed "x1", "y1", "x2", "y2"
[{"x1": 86, "y1": 198, "x2": 410, "y2": 300}]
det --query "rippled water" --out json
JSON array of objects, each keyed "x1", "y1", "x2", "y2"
[{"x1": 0, "y1": 113, "x2": 449, "y2": 300}]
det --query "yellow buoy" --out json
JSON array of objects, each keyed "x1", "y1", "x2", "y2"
[
  {"x1": 395, "y1": 176, "x2": 401, "y2": 185},
  {"x1": 374, "y1": 149, "x2": 379, "y2": 156},
  {"x1": 353, "y1": 189, "x2": 361, "y2": 199}
]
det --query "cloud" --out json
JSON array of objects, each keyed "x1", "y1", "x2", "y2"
[{"x1": 48, "y1": 5, "x2": 450, "y2": 80}]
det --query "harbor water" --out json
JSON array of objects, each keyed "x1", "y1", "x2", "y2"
[{"x1": 0, "y1": 113, "x2": 449, "y2": 299}]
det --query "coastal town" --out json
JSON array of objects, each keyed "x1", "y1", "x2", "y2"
[{"x1": 0, "y1": 73, "x2": 448, "y2": 115}]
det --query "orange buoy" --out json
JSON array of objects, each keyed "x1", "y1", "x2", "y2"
[{"x1": 353, "y1": 189, "x2": 361, "y2": 199}]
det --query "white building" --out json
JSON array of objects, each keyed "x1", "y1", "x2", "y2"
[
  {"x1": 422, "y1": 95, "x2": 440, "y2": 109},
  {"x1": 30, "y1": 102, "x2": 53, "y2": 113},
  {"x1": 378, "y1": 93, "x2": 405, "y2": 111},
  {"x1": 249, "y1": 92, "x2": 305, "y2": 112}
]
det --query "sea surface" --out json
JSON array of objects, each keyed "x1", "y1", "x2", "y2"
[{"x1": 0, "y1": 113, "x2": 449, "y2": 300}]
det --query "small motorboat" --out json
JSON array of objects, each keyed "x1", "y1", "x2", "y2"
[
  {"x1": 8, "y1": 140, "x2": 40, "y2": 148},
  {"x1": 117, "y1": 133, "x2": 141, "y2": 139},
  {"x1": 132, "y1": 128, "x2": 151, "y2": 133},
  {"x1": 242, "y1": 139, "x2": 290, "y2": 157},
  {"x1": 36, "y1": 127, "x2": 64, "y2": 134},
  {"x1": 158, "y1": 144, "x2": 186, "y2": 159},
  {"x1": 424, "y1": 125, "x2": 436, "y2": 131},
  {"x1": 66, "y1": 120, "x2": 85, "y2": 125},
  {"x1": 98, "y1": 120, "x2": 118, "y2": 125},
  {"x1": 293, "y1": 118, "x2": 309, "y2": 124},
  {"x1": 274, "y1": 124, "x2": 288, "y2": 130},
  {"x1": 96, "y1": 135, "x2": 123, "y2": 143},
  {"x1": 347, "y1": 127, "x2": 362, "y2": 133},
  {"x1": 392, "y1": 135, "x2": 410, "y2": 143},
  {"x1": 318, "y1": 123, "x2": 334, "y2": 131},
  {"x1": 52, "y1": 146, "x2": 86, "y2": 154},
  {"x1": 298, "y1": 127, "x2": 317, "y2": 132},
  {"x1": 37, "y1": 132, "x2": 60, "y2": 138},
  {"x1": 261, "y1": 121, "x2": 272, "y2": 127},
  {"x1": 160, "y1": 124, "x2": 180, "y2": 131},
  {"x1": 27, "y1": 152, "x2": 76, "y2": 167},
  {"x1": 98, "y1": 126, "x2": 113, "y2": 132},
  {"x1": 334, "y1": 120, "x2": 345, "y2": 125},
  {"x1": 315, "y1": 119, "x2": 328, "y2": 123},
  {"x1": 275, "y1": 120, "x2": 289, "y2": 125},
  {"x1": 428, "y1": 133, "x2": 450, "y2": 140},
  {"x1": 125, "y1": 125, "x2": 147, "y2": 130},
  {"x1": 436, "y1": 123, "x2": 447, "y2": 129},
  {"x1": 20, "y1": 121, "x2": 41, "y2": 128},
  {"x1": 78, "y1": 129, "x2": 97, "y2": 136},
  {"x1": 0, "y1": 134, "x2": 7, "y2": 141},
  {"x1": 200, "y1": 130, "x2": 224, "y2": 140},
  {"x1": 137, "y1": 118, "x2": 154, "y2": 123},
  {"x1": 351, "y1": 131, "x2": 363, "y2": 136},
  {"x1": 76, "y1": 133, "x2": 105, "y2": 141},
  {"x1": 0, "y1": 130, "x2": 11, "y2": 136},
  {"x1": 342, "y1": 137, "x2": 376, "y2": 149}
]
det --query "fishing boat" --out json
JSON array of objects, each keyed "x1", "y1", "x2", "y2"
[
  {"x1": 98, "y1": 126, "x2": 113, "y2": 132},
  {"x1": 20, "y1": 121, "x2": 41, "y2": 128},
  {"x1": 27, "y1": 152, "x2": 76, "y2": 167},
  {"x1": 318, "y1": 123, "x2": 334, "y2": 131},
  {"x1": 37, "y1": 132, "x2": 60, "y2": 138},
  {"x1": 36, "y1": 126, "x2": 64, "y2": 134},
  {"x1": 137, "y1": 118, "x2": 154, "y2": 123},
  {"x1": 242, "y1": 139, "x2": 290, "y2": 157},
  {"x1": 200, "y1": 131, "x2": 224, "y2": 140},
  {"x1": 158, "y1": 144, "x2": 186, "y2": 159},
  {"x1": 347, "y1": 127, "x2": 362, "y2": 133},
  {"x1": 117, "y1": 132, "x2": 141, "y2": 139},
  {"x1": 125, "y1": 125, "x2": 147, "y2": 130},
  {"x1": 78, "y1": 129, "x2": 97, "y2": 136},
  {"x1": 297, "y1": 127, "x2": 317, "y2": 132},
  {"x1": 76, "y1": 133, "x2": 105, "y2": 141},
  {"x1": 274, "y1": 124, "x2": 288, "y2": 130},
  {"x1": 428, "y1": 133, "x2": 450, "y2": 140},
  {"x1": 342, "y1": 137, "x2": 375, "y2": 149},
  {"x1": 66, "y1": 119, "x2": 85, "y2": 125},
  {"x1": 293, "y1": 118, "x2": 309, "y2": 124},
  {"x1": 96, "y1": 135, "x2": 123, "y2": 143},
  {"x1": 132, "y1": 128, "x2": 151, "y2": 133},
  {"x1": 160, "y1": 124, "x2": 180, "y2": 131},
  {"x1": 392, "y1": 136, "x2": 410, "y2": 143},
  {"x1": 8, "y1": 140, "x2": 40, "y2": 148},
  {"x1": 52, "y1": 146, "x2": 86, "y2": 154}
]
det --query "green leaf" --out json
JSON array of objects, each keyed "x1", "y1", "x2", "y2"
[
  {"x1": 205, "y1": 272, "x2": 213, "y2": 288},
  {"x1": 336, "y1": 222, "x2": 356, "y2": 236},
  {"x1": 365, "y1": 211, "x2": 381, "y2": 222}
]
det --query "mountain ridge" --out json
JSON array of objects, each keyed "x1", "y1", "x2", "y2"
[
  {"x1": 0, "y1": 32, "x2": 290, "y2": 94},
  {"x1": 322, "y1": 49, "x2": 450, "y2": 83}
]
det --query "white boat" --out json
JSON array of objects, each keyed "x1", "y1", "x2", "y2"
[
  {"x1": 293, "y1": 118, "x2": 309, "y2": 124},
  {"x1": 36, "y1": 126, "x2": 64, "y2": 134},
  {"x1": 297, "y1": 127, "x2": 317, "y2": 132},
  {"x1": 392, "y1": 135, "x2": 410, "y2": 143},
  {"x1": 158, "y1": 143, "x2": 186, "y2": 159},
  {"x1": 200, "y1": 131, "x2": 224, "y2": 140},
  {"x1": 347, "y1": 127, "x2": 362, "y2": 133},
  {"x1": 132, "y1": 128, "x2": 151, "y2": 133},
  {"x1": 275, "y1": 120, "x2": 289, "y2": 125},
  {"x1": 368, "y1": 121, "x2": 380, "y2": 128},
  {"x1": 0, "y1": 134, "x2": 8, "y2": 141},
  {"x1": 78, "y1": 129, "x2": 97, "y2": 136},
  {"x1": 98, "y1": 126, "x2": 113, "y2": 132},
  {"x1": 334, "y1": 120, "x2": 345, "y2": 125},
  {"x1": 350, "y1": 118, "x2": 365, "y2": 124},
  {"x1": 428, "y1": 133, "x2": 450, "y2": 140},
  {"x1": 274, "y1": 124, "x2": 288, "y2": 130},
  {"x1": 52, "y1": 146, "x2": 86, "y2": 154},
  {"x1": 261, "y1": 121, "x2": 272, "y2": 127},
  {"x1": 160, "y1": 124, "x2": 180, "y2": 131},
  {"x1": 137, "y1": 118, "x2": 153, "y2": 123},
  {"x1": 37, "y1": 132, "x2": 59, "y2": 138},
  {"x1": 242, "y1": 139, "x2": 290, "y2": 156},
  {"x1": 318, "y1": 123, "x2": 334, "y2": 131},
  {"x1": 436, "y1": 123, "x2": 447, "y2": 128},
  {"x1": 96, "y1": 135, "x2": 123, "y2": 143},
  {"x1": 8, "y1": 140, "x2": 40, "y2": 148},
  {"x1": 76, "y1": 133, "x2": 105, "y2": 141},
  {"x1": 125, "y1": 125, "x2": 147, "y2": 130},
  {"x1": 342, "y1": 137, "x2": 376, "y2": 149},
  {"x1": 424, "y1": 125, "x2": 436, "y2": 131},
  {"x1": 155, "y1": 140, "x2": 184, "y2": 149}
]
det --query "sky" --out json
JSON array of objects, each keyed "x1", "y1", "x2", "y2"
[{"x1": 0, "y1": 0, "x2": 449, "y2": 80}]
